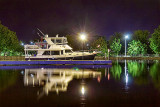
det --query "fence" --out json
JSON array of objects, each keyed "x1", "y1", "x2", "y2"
[
  {"x1": 111, "y1": 54, "x2": 160, "y2": 57},
  {"x1": 0, "y1": 56, "x2": 25, "y2": 61},
  {"x1": 1, "y1": 55, "x2": 160, "y2": 61}
]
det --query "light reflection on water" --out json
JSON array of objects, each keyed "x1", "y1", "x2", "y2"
[
  {"x1": 24, "y1": 68, "x2": 101, "y2": 98},
  {"x1": 0, "y1": 61, "x2": 160, "y2": 106},
  {"x1": 125, "y1": 60, "x2": 129, "y2": 93}
]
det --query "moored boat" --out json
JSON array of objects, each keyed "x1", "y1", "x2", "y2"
[{"x1": 24, "y1": 34, "x2": 97, "y2": 60}]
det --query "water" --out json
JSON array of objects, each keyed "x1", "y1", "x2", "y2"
[{"x1": 0, "y1": 60, "x2": 160, "y2": 107}]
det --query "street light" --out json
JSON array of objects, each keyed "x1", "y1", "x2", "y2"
[
  {"x1": 125, "y1": 35, "x2": 129, "y2": 57},
  {"x1": 80, "y1": 33, "x2": 86, "y2": 40},
  {"x1": 79, "y1": 32, "x2": 87, "y2": 60},
  {"x1": 21, "y1": 42, "x2": 24, "y2": 46},
  {"x1": 30, "y1": 41, "x2": 33, "y2": 45}
]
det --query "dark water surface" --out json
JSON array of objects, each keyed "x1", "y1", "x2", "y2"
[{"x1": 0, "y1": 60, "x2": 160, "y2": 107}]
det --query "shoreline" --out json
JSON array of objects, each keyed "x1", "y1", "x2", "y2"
[{"x1": 110, "y1": 57, "x2": 160, "y2": 60}]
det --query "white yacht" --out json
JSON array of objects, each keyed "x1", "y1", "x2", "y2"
[{"x1": 24, "y1": 34, "x2": 97, "y2": 60}]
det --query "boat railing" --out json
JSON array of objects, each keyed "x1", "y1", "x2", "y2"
[{"x1": 24, "y1": 45, "x2": 39, "y2": 49}]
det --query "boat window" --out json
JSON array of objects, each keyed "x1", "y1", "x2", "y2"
[
  {"x1": 65, "y1": 50, "x2": 72, "y2": 53},
  {"x1": 61, "y1": 50, "x2": 63, "y2": 54},
  {"x1": 63, "y1": 38, "x2": 67, "y2": 43},
  {"x1": 51, "y1": 51, "x2": 60, "y2": 55},
  {"x1": 42, "y1": 51, "x2": 50, "y2": 55},
  {"x1": 51, "y1": 39, "x2": 55, "y2": 43},
  {"x1": 28, "y1": 51, "x2": 37, "y2": 56},
  {"x1": 56, "y1": 39, "x2": 62, "y2": 43}
]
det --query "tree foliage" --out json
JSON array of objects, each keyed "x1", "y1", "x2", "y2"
[
  {"x1": 149, "y1": 26, "x2": 160, "y2": 54},
  {"x1": 109, "y1": 32, "x2": 122, "y2": 45},
  {"x1": 133, "y1": 30, "x2": 150, "y2": 44},
  {"x1": 91, "y1": 36, "x2": 108, "y2": 56},
  {"x1": 110, "y1": 38, "x2": 122, "y2": 56},
  {"x1": 133, "y1": 30, "x2": 152, "y2": 54},
  {"x1": 127, "y1": 40, "x2": 147, "y2": 56},
  {"x1": 109, "y1": 32, "x2": 127, "y2": 54},
  {"x1": 0, "y1": 22, "x2": 23, "y2": 56}
]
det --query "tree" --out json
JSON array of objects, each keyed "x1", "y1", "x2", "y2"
[
  {"x1": 109, "y1": 32, "x2": 126, "y2": 54},
  {"x1": 133, "y1": 30, "x2": 150, "y2": 44},
  {"x1": 91, "y1": 36, "x2": 108, "y2": 56},
  {"x1": 149, "y1": 26, "x2": 160, "y2": 54},
  {"x1": 0, "y1": 21, "x2": 23, "y2": 56},
  {"x1": 109, "y1": 32, "x2": 122, "y2": 45},
  {"x1": 133, "y1": 30, "x2": 152, "y2": 54},
  {"x1": 127, "y1": 40, "x2": 147, "y2": 56},
  {"x1": 110, "y1": 38, "x2": 122, "y2": 56}
]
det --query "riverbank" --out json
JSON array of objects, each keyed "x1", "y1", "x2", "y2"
[
  {"x1": 0, "y1": 56, "x2": 24, "y2": 60},
  {"x1": 95, "y1": 56, "x2": 160, "y2": 60}
]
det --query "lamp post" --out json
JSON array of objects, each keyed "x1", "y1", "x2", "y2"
[
  {"x1": 80, "y1": 33, "x2": 87, "y2": 60},
  {"x1": 21, "y1": 42, "x2": 24, "y2": 46},
  {"x1": 108, "y1": 49, "x2": 110, "y2": 60},
  {"x1": 125, "y1": 35, "x2": 129, "y2": 57},
  {"x1": 30, "y1": 41, "x2": 33, "y2": 45}
]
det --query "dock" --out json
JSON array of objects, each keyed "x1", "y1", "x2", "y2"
[
  {"x1": 0, "y1": 65, "x2": 112, "y2": 70},
  {"x1": 0, "y1": 60, "x2": 112, "y2": 65}
]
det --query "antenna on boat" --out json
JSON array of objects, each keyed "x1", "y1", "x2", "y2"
[
  {"x1": 36, "y1": 28, "x2": 45, "y2": 46},
  {"x1": 37, "y1": 28, "x2": 45, "y2": 36},
  {"x1": 37, "y1": 32, "x2": 42, "y2": 38}
]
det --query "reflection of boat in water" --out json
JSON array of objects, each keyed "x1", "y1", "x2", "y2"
[{"x1": 24, "y1": 68, "x2": 101, "y2": 98}]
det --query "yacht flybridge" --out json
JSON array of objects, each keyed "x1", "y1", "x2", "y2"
[{"x1": 24, "y1": 34, "x2": 97, "y2": 60}]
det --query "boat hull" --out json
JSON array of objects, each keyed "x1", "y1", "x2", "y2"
[{"x1": 25, "y1": 54, "x2": 96, "y2": 60}]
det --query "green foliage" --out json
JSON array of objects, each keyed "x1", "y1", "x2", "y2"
[
  {"x1": 149, "y1": 26, "x2": 160, "y2": 54},
  {"x1": 133, "y1": 30, "x2": 150, "y2": 44},
  {"x1": 110, "y1": 62, "x2": 122, "y2": 80},
  {"x1": 91, "y1": 36, "x2": 108, "y2": 56},
  {"x1": 109, "y1": 32, "x2": 124, "y2": 54},
  {"x1": 110, "y1": 38, "x2": 122, "y2": 56},
  {"x1": 133, "y1": 30, "x2": 152, "y2": 54},
  {"x1": 127, "y1": 40, "x2": 147, "y2": 56},
  {"x1": 0, "y1": 22, "x2": 23, "y2": 56},
  {"x1": 149, "y1": 38, "x2": 158, "y2": 54},
  {"x1": 109, "y1": 32, "x2": 122, "y2": 45}
]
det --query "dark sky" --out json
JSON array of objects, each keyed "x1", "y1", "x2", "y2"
[{"x1": 0, "y1": 0, "x2": 160, "y2": 42}]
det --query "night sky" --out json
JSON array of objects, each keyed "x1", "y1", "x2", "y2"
[{"x1": 0, "y1": 0, "x2": 160, "y2": 42}]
